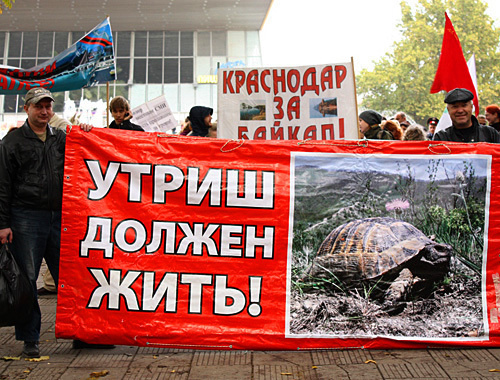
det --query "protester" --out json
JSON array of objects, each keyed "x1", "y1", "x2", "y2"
[
  {"x1": 179, "y1": 117, "x2": 192, "y2": 136},
  {"x1": 382, "y1": 119, "x2": 403, "y2": 140},
  {"x1": 189, "y1": 106, "x2": 213, "y2": 137},
  {"x1": 394, "y1": 112, "x2": 408, "y2": 124},
  {"x1": 403, "y1": 124, "x2": 427, "y2": 141},
  {"x1": 485, "y1": 104, "x2": 500, "y2": 132},
  {"x1": 477, "y1": 114, "x2": 487, "y2": 126},
  {"x1": 0, "y1": 88, "x2": 94, "y2": 358},
  {"x1": 109, "y1": 96, "x2": 144, "y2": 131},
  {"x1": 426, "y1": 117, "x2": 439, "y2": 140},
  {"x1": 359, "y1": 110, "x2": 394, "y2": 140},
  {"x1": 208, "y1": 121, "x2": 218, "y2": 138},
  {"x1": 433, "y1": 88, "x2": 500, "y2": 143}
]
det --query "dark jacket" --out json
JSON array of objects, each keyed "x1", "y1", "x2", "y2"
[
  {"x1": 189, "y1": 106, "x2": 213, "y2": 137},
  {"x1": 490, "y1": 122, "x2": 500, "y2": 132},
  {"x1": 433, "y1": 116, "x2": 500, "y2": 143},
  {"x1": 109, "y1": 119, "x2": 144, "y2": 131},
  {"x1": 0, "y1": 121, "x2": 66, "y2": 229},
  {"x1": 364, "y1": 125, "x2": 394, "y2": 140}
]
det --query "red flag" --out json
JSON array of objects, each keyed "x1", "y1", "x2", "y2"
[{"x1": 431, "y1": 12, "x2": 479, "y2": 115}]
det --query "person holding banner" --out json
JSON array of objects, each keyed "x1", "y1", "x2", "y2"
[
  {"x1": 359, "y1": 110, "x2": 394, "y2": 140},
  {"x1": 109, "y1": 96, "x2": 144, "y2": 131},
  {"x1": 433, "y1": 88, "x2": 500, "y2": 143},
  {"x1": 0, "y1": 87, "x2": 94, "y2": 358},
  {"x1": 189, "y1": 106, "x2": 213, "y2": 137}
]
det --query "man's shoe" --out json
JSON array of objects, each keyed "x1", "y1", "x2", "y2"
[
  {"x1": 72, "y1": 339, "x2": 115, "y2": 349},
  {"x1": 23, "y1": 341, "x2": 40, "y2": 358}
]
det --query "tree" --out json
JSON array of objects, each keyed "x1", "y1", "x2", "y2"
[
  {"x1": 0, "y1": 0, "x2": 15, "y2": 14},
  {"x1": 357, "y1": 0, "x2": 500, "y2": 124}
]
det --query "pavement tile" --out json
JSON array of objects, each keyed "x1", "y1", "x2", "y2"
[
  {"x1": 378, "y1": 362, "x2": 449, "y2": 378},
  {"x1": 488, "y1": 348, "x2": 500, "y2": 360},
  {"x1": 253, "y1": 350, "x2": 313, "y2": 366},
  {"x1": 23, "y1": 366, "x2": 67, "y2": 380},
  {"x1": 192, "y1": 350, "x2": 252, "y2": 366},
  {"x1": 188, "y1": 364, "x2": 252, "y2": 380},
  {"x1": 58, "y1": 367, "x2": 129, "y2": 380},
  {"x1": 68, "y1": 353, "x2": 134, "y2": 368},
  {"x1": 1, "y1": 364, "x2": 37, "y2": 380},
  {"x1": 310, "y1": 348, "x2": 372, "y2": 365},
  {"x1": 321, "y1": 363, "x2": 383, "y2": 379},
  {"x1": 253, "y1": 364, "x2": 319, "y2": 380},
  {"x1": 370, "y1": 349, "x2": 436, "y2": 363},
  {"x1": 129, "y1": 352, "x2": 194, "y2": 368},
  {"x1": 429, "y1": 348, "x2": 497, "y2": 362},
  {"x1": 439, "y1": 360, "x2": 500, "y2": 378},
  {"x1": 137, "y1": 347, "x2": 194, "y2": 354},
  {"x1": 125, "y1": 366, "x2": 190, "y2": 379}
]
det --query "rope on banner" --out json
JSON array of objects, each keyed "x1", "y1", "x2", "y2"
[
  {"x1": 220, "y1": 139, "x2": 245, "y2": 152},
  {"x1": 146, "y1": 342, "x2": 233, "y2": 349},
  {"x1": 157, "y1": 133, "x2": 179, "y2": 138},
  {"x1": 428, "y1": 143, "x2": 452, "y2": 155},
  {"x1": 297, "y1": 139, "x2": 369, "y2": 148}
]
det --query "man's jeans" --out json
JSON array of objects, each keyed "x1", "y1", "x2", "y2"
[{"x1": 9, "y1": 207, "x2": 61, "y2": 342}]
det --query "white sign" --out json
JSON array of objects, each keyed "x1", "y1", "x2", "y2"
[
  {"x1": 131, "y1": 95, "x2": 177, "y2": 133},
  {"x1": 217, "y1": 63, "x2": 358, "y2": 140}
]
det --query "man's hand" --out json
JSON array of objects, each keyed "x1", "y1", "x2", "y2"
[
  {"x1": 80, "y1": 124, "x2": 94, "y2": 132},
  {"x1": 0, "y1": 228, "x2": 13, "y2": 244}
]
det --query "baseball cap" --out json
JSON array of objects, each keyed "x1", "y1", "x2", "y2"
[{"x1": 25, "y1": 87, "x2": 55, "y2": 105}]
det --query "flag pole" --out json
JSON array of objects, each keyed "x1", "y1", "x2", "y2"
[
  {"x1": 351, "y1": 57, "x2": 361, "y2": 139},
  {"x1": 106, "y1": 81, "x2": 110, "y2": 127}
]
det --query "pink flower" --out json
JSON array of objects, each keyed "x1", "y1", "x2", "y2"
[{"x1": 385, "y1": 199, "x2": 410, "y2": 212}]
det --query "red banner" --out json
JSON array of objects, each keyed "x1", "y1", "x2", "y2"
[{"x1": 56, "y1": 129, "x2": 500, "y2": 349}]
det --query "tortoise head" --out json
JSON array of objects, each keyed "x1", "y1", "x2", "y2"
[{"x1": 411, "y1": 242, "x2": 452, "y2": 279}]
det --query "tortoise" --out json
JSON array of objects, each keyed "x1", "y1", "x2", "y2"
[{"x1": 307, "y1": 217, "x2": 452, "y2": 310}]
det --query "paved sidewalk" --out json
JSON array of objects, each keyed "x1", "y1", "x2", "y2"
[{"x1": 2, "y1": 292, "x2": 500, "y2": 380}]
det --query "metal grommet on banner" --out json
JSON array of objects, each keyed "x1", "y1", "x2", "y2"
[
  {"x1": 357, "y1": 139, "x2": 368, "y2": 148},
  {"x1": 220, "y1": 139, "x2": 245, "y2": 152},
  {"x1": 428, "y1": 143, "x2": 452, "y2": 155}
]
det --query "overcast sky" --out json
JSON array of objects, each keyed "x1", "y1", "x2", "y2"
[{"x1": 260, "y1": 0, "x2": 500, "y2": 72}]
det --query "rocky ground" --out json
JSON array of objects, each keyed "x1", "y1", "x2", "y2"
[{"x1": 290, "y1": 271, "x2": 483, "y2": 338}]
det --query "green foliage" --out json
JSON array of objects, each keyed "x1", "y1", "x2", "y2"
[
  {"x1": 0, "y1": 0, "x2": 14, "y2": 14},
  {"x1": 357, "y1": 0, "x2": 500, "y2": 124}
]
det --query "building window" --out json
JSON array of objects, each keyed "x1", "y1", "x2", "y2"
[
  {"x1": 8, "y1": 32, "x2": 22, "y2": 57},
  {"x1": 180, "y1": 58, "x2": 193, "y2": 83},
  {"x1": 165, "y1": 32, "x2": 179, "y2": 56},
  {"x1": 180, "y1": 32, "x2": 193, "y2": 56}
]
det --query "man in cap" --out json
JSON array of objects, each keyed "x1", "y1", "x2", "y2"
[
  {"x1": 426, "y1": 117, "x2": 439, "y2": 140},
  {"x1": 433, "y1": 88, "x2": 500, "y2": 143},
  {"x1": 0, "y1": 87, "x2": 93, "y2": 357}
]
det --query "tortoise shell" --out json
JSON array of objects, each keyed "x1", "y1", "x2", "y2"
[{"x1": 312, "y1": 217, "x2": 441, "y2": 282}]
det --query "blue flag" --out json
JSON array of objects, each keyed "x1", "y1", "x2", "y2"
[{"x1": 0, "y1": 18, "x2": 116, "y2": 95}]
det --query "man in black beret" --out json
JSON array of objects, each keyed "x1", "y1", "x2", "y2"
[{"x1": 433, "y1": 88, "x2": 500, "y2": 143}]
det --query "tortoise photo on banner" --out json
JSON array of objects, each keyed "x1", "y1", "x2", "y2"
[{"x1": 288, "y1": 153, "x2": 489, "y2": 339}]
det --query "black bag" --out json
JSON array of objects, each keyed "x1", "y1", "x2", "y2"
[{"x1": 0, "y1": 244, "x2": 36, "y2": 327}]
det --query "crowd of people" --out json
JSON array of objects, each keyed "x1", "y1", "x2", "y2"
[
  {"x1": 359, "y1": 88, "x2": 500, "y2": 143},
  {"x1": 1, "y1": 85, "x2": 499, "y2": 358}
]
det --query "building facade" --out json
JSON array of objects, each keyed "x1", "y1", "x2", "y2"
[{"x1": 0, "y1": 29, "x2": 262, "y2": 131}]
